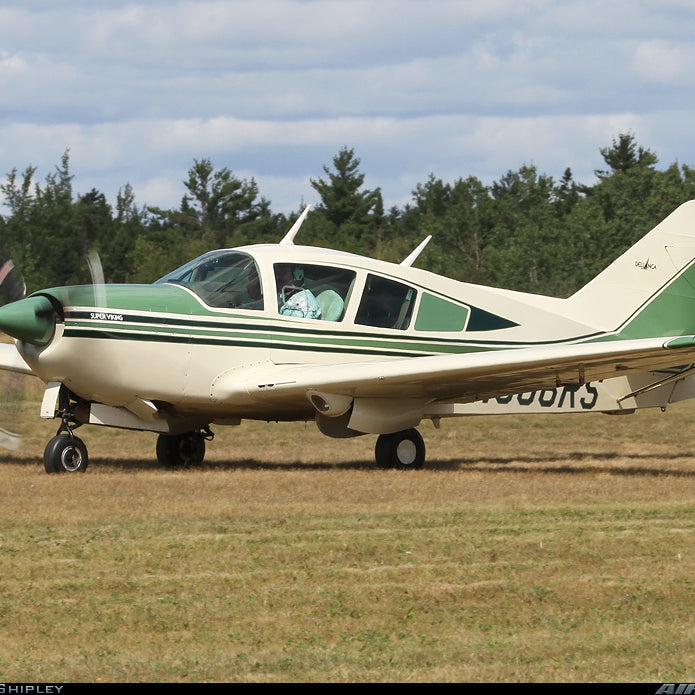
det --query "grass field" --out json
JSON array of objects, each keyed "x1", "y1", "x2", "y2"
[{"x1": 1, "y1": 373, "x2": 695, "y2": 682}]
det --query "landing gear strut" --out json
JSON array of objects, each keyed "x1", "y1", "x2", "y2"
[
  {"x1": 374, "y1": 428, "x2": 425, "y2": 469},
  {"x1": 156, "y1": 428, "x2": 214, "y2": 468}
]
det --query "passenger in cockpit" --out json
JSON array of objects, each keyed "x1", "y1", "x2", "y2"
[{"x1": 276, "y1": 265, "x2": 322, "y2": 319}]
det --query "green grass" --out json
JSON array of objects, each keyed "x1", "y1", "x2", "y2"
[{"x1": 1, "y1": 378, "x2": 695, "y2": 682}]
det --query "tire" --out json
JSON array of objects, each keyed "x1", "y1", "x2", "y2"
[
  {"x1": 43, "y1": 434, "x2": 89, "y2": 473},
  {"x1": 374, "y1": 428, "x2": 425, "y2": 470},
  {"x1": 156, "y1": 432, "x2": 206, "y2": 468}
]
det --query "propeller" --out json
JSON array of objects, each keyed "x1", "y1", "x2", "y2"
[
  {"x1": 0, "y1": 249, "x2": 104, "y2": 452},
  {"x1": 0, "y1": 258, "x2": 28, "y2": 451},
  {"x1": 0, "y1": 259, "x2": 26, "y2": 304}
]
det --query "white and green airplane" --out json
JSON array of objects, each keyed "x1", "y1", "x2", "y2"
[{"x1": 2, "y1": 201, "x2": 695, "y2": 473}]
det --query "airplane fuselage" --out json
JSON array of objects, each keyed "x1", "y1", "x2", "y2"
[{"x1": 14, "y1": 243, "x2": 598, "y2": 428}]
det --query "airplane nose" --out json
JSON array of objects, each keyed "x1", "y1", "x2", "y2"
[{"x1": 0, "y1": 295, "x2": 56, "y2": 346}]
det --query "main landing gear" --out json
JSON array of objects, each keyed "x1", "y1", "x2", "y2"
[
  {"x1": 155, "y1": 428, "x2": 214, "y2": 468},
  {"x1": 374, "y1": 428, "x2": 425, "y2": 469}
]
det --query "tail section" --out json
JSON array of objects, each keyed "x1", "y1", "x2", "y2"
[{"x1": 566, "y1": 200, "x2": 695, "y2": 339}]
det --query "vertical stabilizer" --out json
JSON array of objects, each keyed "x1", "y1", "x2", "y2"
[{"x1": 566, "y1": 200, "x2": 695, "y2": 338}]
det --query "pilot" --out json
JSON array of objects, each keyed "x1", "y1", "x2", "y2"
[
  {"x1": 277, "y1": 265, "x2": 321, "y2": 319},
  {"x1": 241, "y1": 273, "x2": 263, "y2": 310}
]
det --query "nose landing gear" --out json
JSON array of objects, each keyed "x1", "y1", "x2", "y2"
[{"x1": 43, "y1": 387, "x2": 89, "y2": 473}]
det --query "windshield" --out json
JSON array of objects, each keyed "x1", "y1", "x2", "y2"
[{"x1": 155, "y1": 250, "x2": 263, "y2": 310}]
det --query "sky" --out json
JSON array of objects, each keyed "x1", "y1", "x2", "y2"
[{"x1": 1, "y1": 0, "x2": 695, "y2": 217}]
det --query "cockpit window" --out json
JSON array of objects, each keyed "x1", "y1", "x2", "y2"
[
  {"x1": 355, "y1": 274, "x2": 416, "y2": 330},
  {"x1": 273, "y1": 263, "x2": 355, "y2": 321},
  {"x1": 155, "y1": 251, "x2": 263, "y2": 310}
]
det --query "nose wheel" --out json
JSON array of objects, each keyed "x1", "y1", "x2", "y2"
[
  {"x1": 43, "y1": 433, "x2": 88, "y2": 473},
  {"x1": 43, "y1": 386, "x2": 89, "y2": 473}
]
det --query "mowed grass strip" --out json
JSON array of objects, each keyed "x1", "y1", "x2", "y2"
[{"x1": 1, "y1": 378, "x2": 695, "y2": 681}]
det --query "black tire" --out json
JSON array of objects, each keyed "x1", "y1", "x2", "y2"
[
  {"x1": 374, "y1": 428, "x2": 425, "y2": 470},
  {"x1": 43, "y1": 434, "x2": 89, "y2": 473},
  {"x1": 156, "y1": 432, "x2": 206, "y2": 468}
]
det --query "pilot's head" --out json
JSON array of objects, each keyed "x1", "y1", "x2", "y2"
[
  {"x1": 278, "y1": 265, "x2": 303, "y2": 284},
  {"x1": 291, "y1": 266, "x2": 304, "y2": 285},
  {"x1": 278, "y1": 265, "x2": 304, "y2": 288}
]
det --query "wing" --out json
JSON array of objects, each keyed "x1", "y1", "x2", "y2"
[
  {"x1": 0, "y1": 341, "x2": 36, "y2": 376},
  {"x1": 216, "y1": 335, "x2": 695, "y2": 407}
]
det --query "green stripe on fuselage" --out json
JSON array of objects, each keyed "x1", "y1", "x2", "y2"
[{"x1": 49, "y1": 281, "x2": 608, "y2": 358}]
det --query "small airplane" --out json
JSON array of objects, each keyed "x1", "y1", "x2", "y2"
[{"x1": 3, "y1": 201, "x2": 695, "y2": 473}]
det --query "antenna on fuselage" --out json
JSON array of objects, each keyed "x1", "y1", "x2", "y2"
[
  {"x1": 400, "y1": 235, "x2": 432, "y2": 267},
  {"x1": 279, "y1": 203, "x2": 312, "y2": 245}
]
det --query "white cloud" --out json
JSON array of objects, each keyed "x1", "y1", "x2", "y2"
[
  {"x1": 1, "y1": 0, "x2": 695, "y2": 216},
  {"x1": 631, "y1": 39, "x2": 695, "y2": 84}
]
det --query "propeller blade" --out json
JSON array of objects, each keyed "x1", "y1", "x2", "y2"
[
  {"x1": 0, "y1": 426, "x2": 21, "y2": 451},
  {"x1": 0, "y1": 368, "x2": 28, "y2": 453},
  {"x1": 0, "y1": 258, "x2": 27, "y2": 451},
  {"x1": 86, "y1": 249, "x2": 106, "y2": 307},
  {"x1": 0, "y1": 260, "x2": 26, "y2": 304}
]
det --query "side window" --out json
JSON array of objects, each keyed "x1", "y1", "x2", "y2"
[
  {"x1": 274, "y1": 264, "x2": 355, "y2": 321},
  {"x1": 414, "y1": 293, "x2": 470, "y2": 332},
  {"x1": 355, "y1": 275, "x2": 416, "y2": 330}
]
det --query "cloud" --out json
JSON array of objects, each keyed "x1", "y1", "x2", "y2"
[{"x1": 1, "y1": 0, "x2": 695, "y2": 215}]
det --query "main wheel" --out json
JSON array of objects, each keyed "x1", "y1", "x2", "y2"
[
  {"x1": 156, "y1": 431, "x2": 206, "y2": 468},
  {"x1": 374, "y1": 428, "x2": 425, "y2": 469},
  {"x1": 44, "y1": 434, "x2": 89, "y2": 473}
]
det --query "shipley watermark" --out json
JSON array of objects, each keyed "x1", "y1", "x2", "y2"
[{"x1": 0, "y1": 687, "x2": 64, "y2": 694}]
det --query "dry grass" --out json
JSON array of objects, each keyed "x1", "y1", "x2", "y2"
[{"x1": 1, "y1": 372, "x2": 695, "y2": 682}]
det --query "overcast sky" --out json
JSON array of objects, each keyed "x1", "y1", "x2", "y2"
[{"x1": 2, "y1": 0, "x2": 695, "y2": 217}]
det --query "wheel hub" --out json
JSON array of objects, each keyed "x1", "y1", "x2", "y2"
[
  {"x1": 396, "y1": 439, "x2": 417, "y2": 465},
  {"x1": 60, "y1": 443, "x2": 83, "y2": 472}
]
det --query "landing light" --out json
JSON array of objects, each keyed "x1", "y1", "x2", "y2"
[{"x1": 306, "y1": 390, "x2": 353, "y2": 417}]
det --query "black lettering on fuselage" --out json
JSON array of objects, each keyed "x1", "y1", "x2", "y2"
[{"x1": 490, "y1": 384, "x2": 600, "y2": 410}]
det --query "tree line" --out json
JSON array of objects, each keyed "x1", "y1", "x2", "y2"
[{"x1": 2, "y1": 132, "x2": 695, "y2": 297}]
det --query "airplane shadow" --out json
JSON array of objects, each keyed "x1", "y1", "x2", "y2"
[
  {"x1": 3, "y1": 450, "x2": 695, "y2": 478},
  {"x1": 428, "y1": 450, "x2": 695, "y2": 478}
]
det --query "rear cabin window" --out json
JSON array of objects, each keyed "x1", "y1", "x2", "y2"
[
  {"x1": 156, "y1": 251, "x2": 263, "y2": 310},
  {"x1": 355, "y1": 275, "x2": 416, "y2": 330},
  {"x1": 273, "y1": 264, "x2": 356, "y2": 321},
  {"x1": 414, "y1": 293, "x2": 470, "y2": 332}
]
